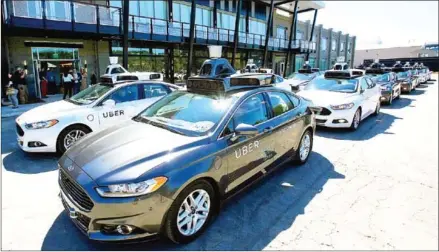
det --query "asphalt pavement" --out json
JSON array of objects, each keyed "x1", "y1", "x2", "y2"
[{"x1": 1, "y1": 76, "x2": 438, "y2": 250}]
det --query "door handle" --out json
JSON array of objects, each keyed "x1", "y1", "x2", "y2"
[{"x1": 264, "y1": 127, "x2": 273, "y2": 133}]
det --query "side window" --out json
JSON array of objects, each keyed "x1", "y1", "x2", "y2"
[
  {"x1": 107, "y1": 85, "x2": 139, "y2": 104},
  {"x1": 233, "y1": 94, "x2": 269, "y2": 126},
  {"x1": 267, "y1": 92, "x2": 293, "y2": 117},
  {"x1": 215, "y1": 64, "x2": 225, "y2": 75},
  {"x1": 143, "y1": 84, "x2": 169, "y2": 98},
  {"x1": 360, "y1": 78, "x2": 368, "y2": 91},
  {"x1": 287, "y1": 93, "x2": 300, "y2": 108},
  {"x1": 366, "y1": 77, "x2": 375, "y2": 89},
  {"x1": 111, "y1": 67, "x2": 125, "y2": 74}
]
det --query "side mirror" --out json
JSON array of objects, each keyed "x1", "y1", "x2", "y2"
[
  {"x1": 230, "y1": 123, "x2": 258, "y2": 141},
  {"x1": 102, "y1": 99, "x2": 116, "y2": 107}
]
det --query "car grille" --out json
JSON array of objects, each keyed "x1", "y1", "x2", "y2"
[
  {"x1": 59, "y1": 169, "x2": 94, "y2": 211},
  {"x1": 316, "y1": 107, "x2": 332, "y2": 116},
  {"x1": 61, "y1": 196, "x2": 91, "y2": 232},
  {"x1": 316, "y1": 119, "x2": 327, "y2": 124},
  {"x1": 16, "y1": 123, "x2": 24, "y2": 136}
]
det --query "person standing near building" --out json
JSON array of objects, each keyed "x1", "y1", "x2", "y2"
[
  {"x1": 13, "y1": 67, "x2": 28, "y2": 104},
  {"x1": 72, "y1": 69, "x2": 81, "y2": 94},
  {"x1": 46, "y1": 68, "x2": 57, "y2": 94},
  {"x1": 80, "y1": 67, "x2": 88, "y2": 91},
  {"x1": 6, "y1": 72, "x2": 19, "y2": 108},
  {"x1": 90, "y1": 72, "x2": 97, "y2": 85},
  {"x1": 62, "y1": 70, "x2": 74, "y2": 99}
]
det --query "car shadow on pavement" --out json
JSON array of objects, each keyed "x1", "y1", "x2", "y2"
[
  {"x1": 2, "y1": 150, "x2": 59, "y2": 174},
  {"x1": 383, "y1": 97, "x2": 415, "y2": 109},
  {"x1": 316, "y1": 111, "x2": 402, "y2": 141},
  {"x1": 42, "y1": 152, "x2": 343, "y2": 250},
  {"x1": 416, "y1": 84, "x2": 429, "y2": 89},
  {"x1": 408, "y1": 89, "x2": 426, "y2": 95}
]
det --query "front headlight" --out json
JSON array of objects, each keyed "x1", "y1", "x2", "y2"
[
  {"x1": 96, "y1": 176, "x2": 168, "y2": 197},
  {"x1": 25, "y1": 119, "x2": 59, "y2": 129},
  {"x1": 330, "y1": 103, "x2": 354, "y2": 110}
]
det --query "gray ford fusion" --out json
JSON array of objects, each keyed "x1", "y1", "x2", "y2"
[{"x1": 58, "y1": 74, "x2": 317, "y2": 244}]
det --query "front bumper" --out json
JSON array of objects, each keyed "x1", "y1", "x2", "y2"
[
  {"x1": 400, "y1": 83, "x2": 411, "y2": 92},
  {"x1": 15, "y1": 121, "x2": 58, "y2": 153},
  {"x1": 315, "y1": 106, "x2": 355, "y2": 128},
  {"x1": 380, "y1": 91, "x2": 392, "y2": 102},
  {"x1": 58, "y1": 167, "x2": 173, "y2": 242}
]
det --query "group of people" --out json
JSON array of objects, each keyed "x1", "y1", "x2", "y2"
[
  {"x1": 60, "y1": 68, "x2": 88, "y2": 99},
  {"x1": 6, "y1": 67, "x2": 28, "y2": 109}
]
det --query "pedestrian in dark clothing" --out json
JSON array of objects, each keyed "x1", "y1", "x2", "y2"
[
  {"x1": 12, "y1": 67, "x2": 28, "y2": 104},
  {"x1": 90, "y1": 73, "x2": 97, "y2": 85},
  {"x1": 6, "y1": 73, "x2": 19, "y2": 108},
  {"x1": 46, "y1": 68, "x2": 57, "y2": 94},
  {"x1": 62, "y1": 70, "x2": 74, "y2": 99}
]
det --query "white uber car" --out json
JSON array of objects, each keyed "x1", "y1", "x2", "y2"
[
  {"x1": 16, "y1": 81, "x2": 180, "y2": 153},
  {"x1": 297, "y1": 70, "x2": 381, "y2": 130}
]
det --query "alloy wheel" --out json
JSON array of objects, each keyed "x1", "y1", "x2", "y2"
[
  {"x1": 353, "y1": 110, "x2": 360, "y2": 129},
  {"x1": 299, "y1": 134, "x2": 311, "y2": 161},
  {"x1": 63, "y1": 130, "x2": 86, "y2": 150},
  {"x1": 177, "y1": 189, "x2": 210, "y2": 236}
]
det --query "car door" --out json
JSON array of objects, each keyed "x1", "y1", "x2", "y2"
[
  {"x1": 265, "y1": 91, "x2": 304, "y2": 169},
  {"x1": 366, "y1": 76, "x2": 380, "y2": 109},
  {"x1": 359, "y1": 78, "x2": 372, "y2": 116},
  {"x1": 219, "y1": 93, "x2": 277, "y2": 193},
  {"x1": 97, "y1": 84, "x2": 141, "y2": 129},
  {"x1": 137, "y1": 83, "x2": 171, "y2": 110}
]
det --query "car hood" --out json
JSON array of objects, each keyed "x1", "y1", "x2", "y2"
[
  {"x1": 297, "y1": 90, "x2": 358, "y2": 107},
  {"x1": 17, "y1": 100, "x2": 80, "y2": 123},
  {"x1": 64, "y1": 120, "x2": 207, "y2": 185},
  {"x1": 285, "y1": 79, "x2": 309, "y2": 87}
]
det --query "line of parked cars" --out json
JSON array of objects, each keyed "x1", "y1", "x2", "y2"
[{"x1": 14, "y1": 57, "x2": 433, "y2": 244}]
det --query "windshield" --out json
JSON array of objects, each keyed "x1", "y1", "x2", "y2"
[
  {"x1": 136, "y1": 91, "x2": 238, "y2": 136},
  {"x1": 410, "y1": 70, "x2": 417, "y2": 75},
  {"x1": 373, "y1": 74, "x2": 390, "y2": 82},
  {"x1": 69, "y1": 84, "x2": 113, "y2": 105},
  {"x1": 397, "y1": 72, "x2": 409, "y2": 78},
  {"x1": 287, "y1": 73, "x2": 312, "y2": 81},
  {"x1": 305, "y1": 77, "x2": 358, "y2": 93}
]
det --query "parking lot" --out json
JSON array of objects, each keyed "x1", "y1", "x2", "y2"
[{"x1": 1, "y1": 75, "x2": 438, "y2": 250}]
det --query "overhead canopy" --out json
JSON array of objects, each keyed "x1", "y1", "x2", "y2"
[{"x1": 267, "y1": 0, "x2": 325, "y2": 13}]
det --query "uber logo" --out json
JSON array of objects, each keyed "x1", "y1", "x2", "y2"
[
  {"x1": 103, "y1": 110, "x2": 125, "y2": 118},
  {"x1": 235, "y1": 140, "x2": 260, "y2": 159}
]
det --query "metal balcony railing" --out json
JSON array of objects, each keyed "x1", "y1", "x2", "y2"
[{"x1": 5, "y1": 0, "x2": 316, "y2": 53}]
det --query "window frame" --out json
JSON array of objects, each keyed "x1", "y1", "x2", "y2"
[{"x1": 141, "y1": 83, "x2": 171, "y2": 100}]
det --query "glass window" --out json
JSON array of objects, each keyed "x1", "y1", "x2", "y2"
[
  {"x1": 199, "y1": 63, "x2": 212, "y2": 76},
  {"x1": 111, "y1": 67, "x2": 125, "y2": 74},
  {"x1": 143, "y1": 84, "x2": 169, "y2": 98},
  {"x1": 296, "y1": 31, "x2": 303, "y2": 40},
  {"x1": 366, "y1": 78, "x2": 375, "y2": 89},
  {"x1": 331, "y1": 40, "x2": 336, "y2": 51},
  {"x1": 276, "y1": 76, "x2": 284, "y2": 83},
  {"x1": 139, "y1": 1, "x2": 154, "y2": 17},
  {"x1": 173, "y1": 3, "x2": 180, "y2": 21},
  {"x1": 129, "y1": 0, "x2": 139, "y2": 16},
  {"x1": 360, "y1": 78, "x2": 368, "y2": 91},
  {"x1": 107, "y1": 85, "x2": 139, "y2": 104},
  {"x1": 202, "y1": 8, "x2": 211, "y2": 26},
  {"x1": 267, "y1": 92, "x2": 293, "y2": 117},
  {"x1": 321, "y1": 37, "x2": 327, "y2": 51},
  {"x1": 109, "y1": 0, "x2": 122, "y2": 8},
  {"x1": 233, "y1": 94, "x2": 268, "y2": 126},
  {"x1": 340, "y1": 42, "x2": 345, "y2": 52},
  {"x1": 287, "y1": 93, "x2": 300, "y2": 107},
  {"x1": 154, "y1": 0, "x2": 167, "y2": 19},
  {"x1": 139, "y1": 92, "x2": 238, "y2": 135},
  {"x1": 181, "y1": 4, "x2": 190, "y2": 23},
  {"x1": 277, "y1": 26, "x2": 286, "y2": 39},
  {"x1": 195, "y1": 7, "x2": 202, "y2": 25}
]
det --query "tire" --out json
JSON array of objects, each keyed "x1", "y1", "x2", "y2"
[
  {"x1": 293, "y1": 129, "x2": 313, "y2": 165},
  {"x1": 387, "y1": 93, "x2": 393, "y2": 105},
  {"x1": 57, "y1": 125, "x2": 91, "y2": 154},
  {"x1": 350, "y1": 108, "x2": 361, "y2": 130},
  {"x1": 396, "y1": 89, "x2": 401, "y2": 99},
  {"x1": 374, "y1": 101, "x2": 380, "y2": 116},
  {"x1": 164, "y1": 180, "x2": 216, "y2": 244}
]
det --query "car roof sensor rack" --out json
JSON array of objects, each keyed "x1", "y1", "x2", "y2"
[
  {"x1": 324, "y1": 70, "x2": 359, "y2": 79},
  {"x1": 298, "y1": 69, "x2": 313, "y2": 74}
]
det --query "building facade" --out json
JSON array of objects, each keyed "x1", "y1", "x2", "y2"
[{"x1": 2, "y1": 0, "x2": 356, "y2": 99}]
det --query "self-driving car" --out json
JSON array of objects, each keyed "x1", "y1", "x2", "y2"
[
  {"x1": 297, "y1": 70, "x2": 381, "y2": 130},
  {"x1": 58, "y1": 74, "x2": 317, "y2": 243},
  {"x1": 396, "y1": 68, "x2": 415, "y2": 93},
  {"x1": 16, "y1": 80, "x2": 181, "y2": 153},
  {"x1": 365, "y1": 69, "x2": 401, "y2": 105}
]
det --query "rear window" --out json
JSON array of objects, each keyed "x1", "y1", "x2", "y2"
[
  {"x1": 150, "y1": 73, "x2": 161, "y2": 80},
  {"x1": 199, "y1": 64, "x2": 213, "y2": 76}
]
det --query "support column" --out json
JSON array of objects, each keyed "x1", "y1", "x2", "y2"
[
  {"x1": 344, "y1": 33, "x2": 349, "y2": 64},
  {"x1": 351, "y1": 36, "x2": 356, "y2": 68},
  {"x1": 245, "y1": 0, "x2": 250, "y2": 33},
  {"x1": 168, "y1": 0, "x2": 173, "y2": 21},
  {"x1": 122, "y1": 0, "x2": 129, "y2": 69},
  {"x1": 231, "y1": 0, "x2": 242, "y2": 68},
  {"x1": 262, "y1": 0, "x2": 275, "y2": 68},
  {"x1": 213, "y1": 1, "x2": 217, "y2": 28},
  {"x1": 316, "y1": 24, "x2": 322, "y2": 68},
  {"x1": 186, "y1": 0, "x2": 196, "y2": 79},
  {"x1": 327, "y1": 28, "x2": 333, "y2": 69},
  {"x1": 305, "y1": 9, "x2": 317, "y2": 62},
  {"x1": 283, "y1": 0, "x2": 299, "y2": 77}
]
